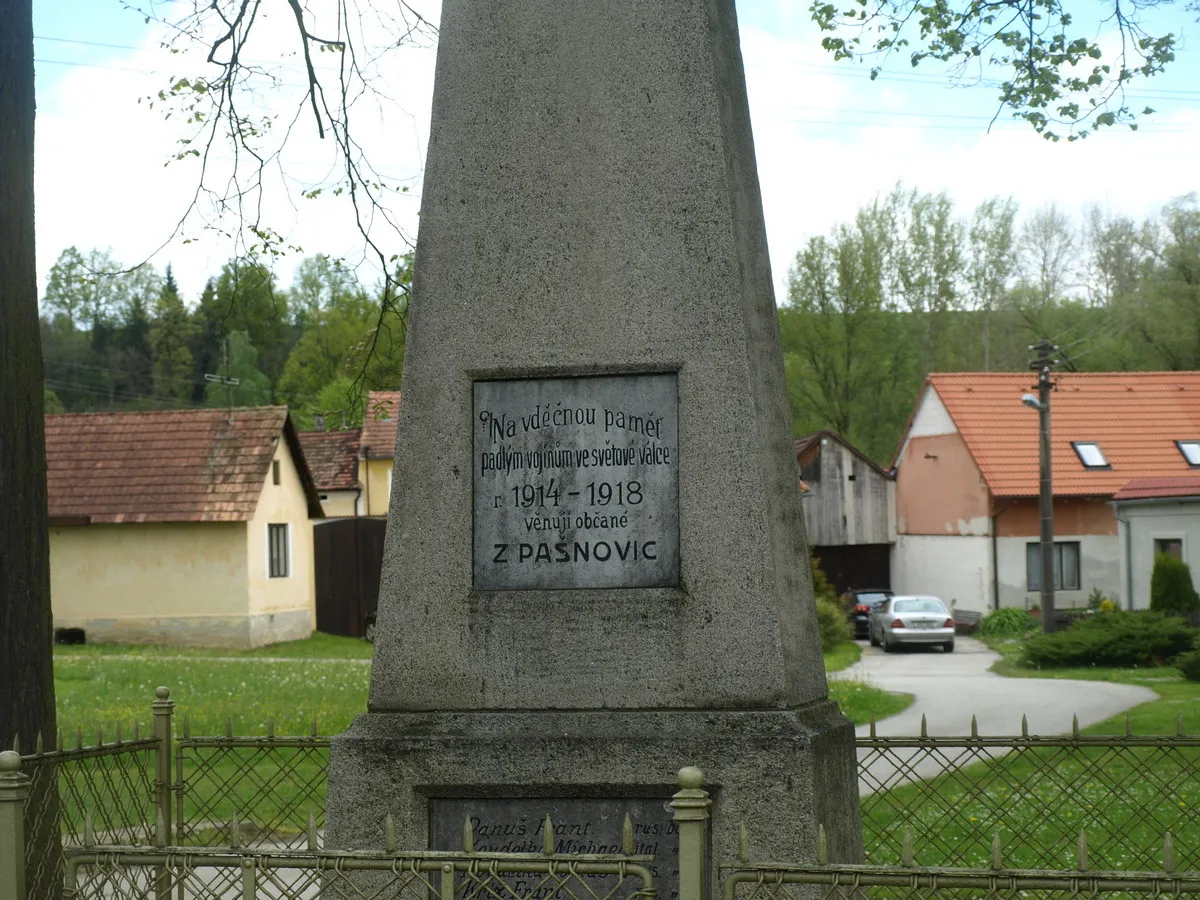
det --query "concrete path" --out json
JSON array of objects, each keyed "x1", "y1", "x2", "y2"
[{"x1": 830, "y1": 636, "x2": 1159, "y2": 792}]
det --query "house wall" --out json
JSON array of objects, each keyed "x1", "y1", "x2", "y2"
[
  {"x1": 1117, "y1": 500, "x2": 1200, "y2": 610},
  {"x1": 50, "y1": 521, "x2": 251, "y2": 644},
  {"x1": 892, "y1": 533, "x2": 992, "y2": 614},
  {"x1": 802, "y1": 437, "x2": 895, "y2": 546},
  {"x1": 994, "y1": 498, "x2": 1117, "y2": 537},
  {"x1": 896, "y1": 432, "x2": 990, "y2": 536},
  {"x1": 318, "y1": 489, "x2": 359, "y2": 518},
  {"x1": 246, "y1": 439, "x2": 316, "y2": 646},
  {"x1": 995, "y1": 533, "x2": 1120, "y2": 610},
  {"x1": 363, "y1": 457, "x2": 393, "y2": 517}
]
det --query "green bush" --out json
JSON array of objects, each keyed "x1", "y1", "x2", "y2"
[
  {"x1": 980, "y1": 607, "x2": 1039, "y2": 637},
  {"x1": 1021, "y1": 610, "x2": 1195, "y2": 669},
  {"x1": 1176, "y1": 649, "x2": 1200, "y2": 682},
  {"x1": 811, "y1": 554, "x2": 851, "y2": 650},
  {"x1": 1150, "y1": 553, "x2": 1200, "y2": 615}
]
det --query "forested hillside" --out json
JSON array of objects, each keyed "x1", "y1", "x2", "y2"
[
  {"x1": 780, "y1": 189, "x2": 1200, "y2": 465},
  {"x1": 39, "y1": 189, "x2": 1199, "y2": 461}
]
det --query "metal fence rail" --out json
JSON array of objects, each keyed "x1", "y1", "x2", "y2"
[{"x1": 859, "y1": 716, "x2": 1200, "y2": 870}]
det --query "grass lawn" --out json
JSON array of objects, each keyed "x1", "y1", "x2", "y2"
[
  {"x1": 859, "y1": 633, "x2": 1200, "y2": 869},
  {"x1": 824, "y1": 640, "x2": 913, "y2": 725}
]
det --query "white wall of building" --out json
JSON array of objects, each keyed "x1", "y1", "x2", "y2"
[
  {"x1": 892, "y1": 534, "x2": 993, "y2": 615},
  {"x1": 1117, "y1": 501, "x2": 1200, "y2": 610},
  {"x1": 995, "y1": 533, "x2": 1120, "y2": 611}
]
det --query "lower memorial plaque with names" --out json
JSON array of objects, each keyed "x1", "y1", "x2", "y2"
[{"x1": 431, "y1": 797, "x2": 681, "y2": 900}]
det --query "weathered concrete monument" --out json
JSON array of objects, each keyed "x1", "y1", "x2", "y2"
[{"x1": 325, "y1": 0, "x2": 862, "y2": 891}]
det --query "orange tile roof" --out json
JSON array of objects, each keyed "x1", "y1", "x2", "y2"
[
  {"x1": 927, "y1": 372, "x2": 1200, "y2": 498},
  {"x1": 1114, "y1": 476, "x2": 1200, "y2": 501},
  {"x1": 297, "y1": 428, "x2": 361, "y2": 491},
  {"x1": 361, "y1": 390, "x2": 401, "y2": 459},
  {"x1": 46, "y1": 406, "x2": 323, "y2": 523}
]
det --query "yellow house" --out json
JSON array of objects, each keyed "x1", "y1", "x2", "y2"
[
  {"x1": 360, "y1": 390, "x2": 400, "y2": 516},
  {"x1": 46, "y1": 406, "x2": 324, "y2": 647},
  {"x1": 297, "y1": 427, "x2": 363, "y2": 517}
]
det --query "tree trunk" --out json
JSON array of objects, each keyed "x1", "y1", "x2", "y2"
[{"x1": 0, "y1": 0, "x2": 63, "y2": 894}]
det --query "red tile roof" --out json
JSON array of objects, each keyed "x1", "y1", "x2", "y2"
[
  {"x1": 926, "y1": 372, "x2": 1200, "y2": 498},
  {"x1": 361, "y1": 390, "x2": 401, "y2": 459},
  {"x1": 297, "y1": 428, "x2": 361, "y2": 491},
  {"x1": 46, "y1": 406, "x2": 323, "y2": 524},
  {"x1": 1114, "y1": 476, "x2": 1200, "y2": 501}
]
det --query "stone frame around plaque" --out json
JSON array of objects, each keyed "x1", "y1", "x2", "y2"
[{"x1": 472, "y1": 372, "x2": 680, "y2": 592}]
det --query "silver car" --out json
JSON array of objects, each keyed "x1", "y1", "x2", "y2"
[{"x1": 868, "y1": 595, "x2": 955, "y2": 653}]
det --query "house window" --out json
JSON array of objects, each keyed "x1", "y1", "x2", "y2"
[
  {"x1": 1177, "y1": 441, "x2": 1200, "y2": 467},
  {"x1": 268, "y1": 524, "x2": 290, "y2": 578},
  {"x1": 1026, "y1": 541, "x2": 1081, "y2": 591},
  {"x1": 1155, "y1": 538, "x2": 1184, "y2": 561},
  {"x1": 1072, "y1": 442, "x2": 1109, "y2": 469},
  {"x1": 272, "y1": 460, "x2": 281, "y2": 485}
]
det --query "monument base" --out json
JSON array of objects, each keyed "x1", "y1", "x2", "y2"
[{"x1": 325, "y1": 702, "x2": 862, "y2": 889}]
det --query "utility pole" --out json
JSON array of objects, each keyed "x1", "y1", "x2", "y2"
[
  {"x1": 1029, "y1": 339, "x2": 1059, "y2": 633},
  {"x1": 204, "y1": 338, "x2": 240, "y2": 424}
]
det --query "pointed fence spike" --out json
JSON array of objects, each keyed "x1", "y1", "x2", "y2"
[
  {"x1": 542, "y1": 814, "x2": 555, "y2": 854},
  {"x1": 231, "y1": 813, "x2": 241, "y2": 849},
  {"x1": 181, "y1": 718, "x2": 188, "y2": 740},
  {"x1": 1125, "y1": 713, "x2": 1132, "y2": 737},
  {"x1": 991, "y1": 832, "x2": 1003, "y2": 869},
  {"x1": 462, "y1": 814, "x2": 474, "y2": 853},
  {"x1": 56, "y1": 729, "x2": 62, "y2": 751},
  {"x1": 156, "y1": 808, "x2": 167, "y2": 847},
  {"x1": 920, "y1": 714, "x2": 928, "y2": 740},
  {"x1": 970, "y1": 715, "x2": 978, "y2": 740},
  {"x1": 134, "y1": 722, "x2": 141, "y2": 741},
  {"x1": 84, "y1": 813, "x2": 95, "y2": 848},
  {"x1": 308, "y1": 813, "x2": 319, "y2": 852},
  {"x1": 1178, "y1": 714, "x2": 1185, "y2": 737},
  {"x1": 869, "y1": 717, "x2": 877, "y2": 739},
  {"x1": 1164, "y1": 832, "x2": 1176, "y2": 873},
  {"x1": 311, "y1": 716, "x2": 318, "y2": 738},
  {"x1": 1072, "y1": 715, "x2": 1080, "y2": 738},
  {"x1": 10, "y1": 734, "x2": 18, "y2": 755},
  {"x1": 97, "y1": 726, "x2": 103, "y2": 747},
  {"x1": 385, "y1": 814, "x2": 397, "y2": 854},
  {"x1": 623, "y1": 815, "x2": 635, "y2": 855},
  {"x1": 116, "y1": 723, "x2": 123, "y2": 744},
  {"x1": 902, "y1": 826, "x2": 915, "y2": 867},
  {"x1": 225, "y1": 717, "x2": 233, "y2": 740},
  {"x1": 817, "y1": 824, "x2": 828, "y2": 866},
  {"x1": 1021, "y1": 714, "x2": 1029, "y2": 737},
  {"x1": 1077, "y1": 829, "x2": 1088, "y2": 870},
  {"x1": 267, "y1": 718, "x2": 275, "y2": 739},
  {"x1": 738, "y1": 823, "x2": 750, "y2": 863},
  {"x1": 35, "y1": 732, "x2": 43, "y2": 754},
  {"x1": 76, "y1": 727, "x2": 83, "y2": 750}
]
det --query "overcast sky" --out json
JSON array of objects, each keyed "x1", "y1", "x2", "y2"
[{"x1": 31, "y1": 0, "x2": 1200, "y2": 304}]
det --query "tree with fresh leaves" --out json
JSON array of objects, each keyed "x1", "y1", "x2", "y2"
[
  {"x1": 204, "y1": 330, "x2": 273, "y2": 408},
  {"x1": 151, "y1": 267, "x2": 199, "y2": 402},
  {"x1": 968, "y1": 196, "x2": 1018, "y2": 371},
  {"x1": 809, "y1": 0, "x2": 1180, "y2": 141}
]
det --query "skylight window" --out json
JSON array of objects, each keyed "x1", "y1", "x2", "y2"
[
  {"x1": 1178, "y1": 441, "x2": 1200, "y2": 467},
  {"x1": 1072, "y1": 442, "x2": 1109, "y2": 469}
]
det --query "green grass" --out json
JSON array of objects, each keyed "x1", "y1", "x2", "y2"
[
  {"x1": 823, "y1": 640, "x2": 862, "y2": 673},
  {"x1": 54, "y1": 631, "x2": 374, "y2": 661}
]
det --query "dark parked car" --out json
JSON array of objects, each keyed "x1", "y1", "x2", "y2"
[{"x1": 843, "y1": 588, "x2": 894, "y2": 639}]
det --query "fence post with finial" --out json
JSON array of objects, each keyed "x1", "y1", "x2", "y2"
[
  {"x1": 670, "y1": 766, "x2": 710, "y2": 900},
  {"x1": 151, "y1": 686, "x2": 174, "y2": 847},
  {"x1": 0, "y1": 751, "x2": 31, "y2": 900}
]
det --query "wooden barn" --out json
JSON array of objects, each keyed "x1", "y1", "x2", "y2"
[{"x1": 796, "y1": 430, "x2": 896, "y2": 595}]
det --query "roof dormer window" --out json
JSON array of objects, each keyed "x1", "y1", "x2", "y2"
[
  {"x1": 1178, "y1": 441, "x2": 1200, "y2": 467},
  {"x1": 1072, "y1": 441, "x2": 1110, "y2": 469}
]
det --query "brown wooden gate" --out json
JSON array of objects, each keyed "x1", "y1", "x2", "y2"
[{"x1": 314, "y1": 517, "x2": 387, "y2": 638}]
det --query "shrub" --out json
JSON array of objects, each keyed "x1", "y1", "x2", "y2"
[
  {"x1": 1021, "y1": 610, "x2": 1195, "y2": 669},
  {"x1": 811, "y1": 554, "x2": 851, "y2": 650},
  {"x1": 981, "y1": 607, "x2": 1039, "y2": 637},
  {"x1": 1150, "y1": 553, "x2": 1200, "y2": 615},
  {"x1": 1176, "y1": 649, "x2": 1200, "y2": 682}
]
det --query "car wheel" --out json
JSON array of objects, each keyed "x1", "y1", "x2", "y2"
[
  {"x1": 869, "y1": 627, "x2": 880, "y2": 647},
  {"x1": 364, "y1": 622, "x2": 377, "y2": 644},
  {"x1": 882, "y1": 633, "x2": 895, "y2": 653},
  {"x1": 943, "y1": 639, "x2": 955, "y2": 653}
]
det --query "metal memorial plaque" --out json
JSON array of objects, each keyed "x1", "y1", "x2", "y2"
[
  {"x1": 431, "y1": 797, "x2": 682, "y2": 900},
  {"x1": 473, "y1": 374, "x2": 679, "y2": 590}
]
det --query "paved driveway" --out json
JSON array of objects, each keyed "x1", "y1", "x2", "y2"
[{"x1": 830, "y1": 636, "x2": 1158, "y2": 792}]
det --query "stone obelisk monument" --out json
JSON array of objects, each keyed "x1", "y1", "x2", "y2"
[{"x1": 326, "y1": 0, "x2": 862, "y2": 886}]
